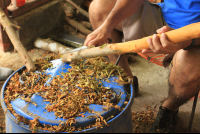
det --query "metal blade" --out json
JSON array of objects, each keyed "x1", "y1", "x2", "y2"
[
  {"x1": 64, "y1": 46, "x2": 88, "y2": 54},
  {"x1": 57, "y1": 33, "x2": 85, "y2": 45},
  {"x1": 49, "y1": 33, "x2": 85, "y2": 48}
]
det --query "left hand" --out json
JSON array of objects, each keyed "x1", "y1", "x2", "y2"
[
  {"x1": 142, "y1": 26, "x2": 190, "y2": 54},
  {"x1": 84, "y1": 21, "x2": 112, "y2": 47}
]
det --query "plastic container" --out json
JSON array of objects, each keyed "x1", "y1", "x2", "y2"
[
  {"x1": 17, "y1": 0, "x2": 26, "y2": 7},
  {"x1": 1, "y1": 59, "x2": 134, "y2": 133}
]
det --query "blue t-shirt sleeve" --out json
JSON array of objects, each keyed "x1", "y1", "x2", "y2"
[{"x1": 157, "y1": 0, "x2": 200, "y2": 29}]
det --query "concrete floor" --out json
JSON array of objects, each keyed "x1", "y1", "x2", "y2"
[
  {"x1": 0, "y1": 49, "x2": 200, "y2": 133},
  {"x1": 130, "y1": 54, "x2": 200, "y2": 133}
]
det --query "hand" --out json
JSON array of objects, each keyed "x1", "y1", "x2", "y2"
[
  {"x1": 142, "y1": 26, "x2": 189, "y2": 54},
  {"x1": 83, "y1": 22, "x2": 112, "y2": 47},
  {"x1": 0, "y1": 0, "x2": 11, "y2": 10}
]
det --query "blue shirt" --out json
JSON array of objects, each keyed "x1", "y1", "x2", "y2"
[{"x1": 157, "y1": 0, "x2": 200, "y2": 29}]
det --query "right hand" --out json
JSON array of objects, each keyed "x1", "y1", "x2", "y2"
[
  {"x1": 83, "y1": 22, "x2": 113, "y2": 47},
  {"x1": 0, "y1": 0, "x2": 11, "y2": 10},
  {"x1": 142, "y1": 26, "x2": 179, "y2": 54}
]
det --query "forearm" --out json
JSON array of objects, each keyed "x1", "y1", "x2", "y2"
[
  {"x1": 180, "y1": 38, "x2": 200, "y2": 50},
  {"x1": 103, "y1": 0, "x2": 145, "y2": 31}
]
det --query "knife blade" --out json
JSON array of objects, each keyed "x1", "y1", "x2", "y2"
[
  {"x1": 49, "y1": 33, "x2": 85, "y2": 48},
  {"x1": 49, "y1": 33, "x2": 89, "y2": 54},
  {"x1": 63, "y1": 46, "x2": 88, "y2": 54}
]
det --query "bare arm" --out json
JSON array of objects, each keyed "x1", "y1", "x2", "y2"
[
  {"x1": 84, "y1": 0, "x2": 145, "y2": 46},
  {"x1": 104, "y1": 0, "x2": 145, "y2": 32}
]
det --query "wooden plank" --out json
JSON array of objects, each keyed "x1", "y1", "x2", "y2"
[{"x1": 7, "y1": 0, "x2": 51, "y2": 18}]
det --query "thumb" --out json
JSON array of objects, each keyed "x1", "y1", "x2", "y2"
[{"x1": 157, "y1": 26, "x2": 174, "y2": 34}]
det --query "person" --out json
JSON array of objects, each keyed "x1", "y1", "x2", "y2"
[
  {"x1": 83, "y1": 0, "x2": 200, "y2": 133},
  {"x1": 0, "y1": 0, "x2": 14, "y2": 81}
]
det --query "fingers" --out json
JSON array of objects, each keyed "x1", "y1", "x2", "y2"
[
  {"x1": 83, "y1": 34, "x2": 95, "y2": 46},
  {"x1": 160, "y1": 33, "x2": 177, "y2": 52},
  {"x1": 96, "y1": 38, "x2": 110, "y2": 47},
  {"x1": 147, "y1": 34, "x2": 163, "y2": 54},
  {"x1": 84, "y1": 36, "x2": 109, "y2": 47},
  {"x1": 144, "y1": 34, "x2": 173, "y2": 54},
  {"x1": 157, "y1": 25, "x2": 174, "y2": 34},
  {"x1": 84, "y1": 32, "x2": 111, "y2": 47},
  {"x1": 141, "y1": 49, "x2": 153, "y2": 54}
]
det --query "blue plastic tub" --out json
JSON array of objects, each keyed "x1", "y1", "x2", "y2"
[{"x1": 1, "y1": 59, "x2": 134, "y2": 133}]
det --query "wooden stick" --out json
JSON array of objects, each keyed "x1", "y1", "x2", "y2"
[
  {"x1": 64, "y1": 24, "x2": 86, "y2": 39},
  {"x1": 66, "y1": 0, "x2": 89, "y2": 18},
  {"x1": 10, "y1": 23, "x2": 21, "y2": 30},
  {"x1": 0, "y1": 8, "x2": 36, "y2": 72},
  {"x1": 63, "y1": 2, "x2": 75, "y2": 18},
  {"x1": 77, "y1": 32, "x2": 86, "y2": 39},
  {"x1": 65, "y1": 17, "x2": 92, "y2": 35},
  {"x1": 34, "y1": 38, "x2": 73, "y2": 54},
  {"x1": 62, "y1": 22, "x2": 200, "y2": 62},
  {"x1": 79, "y1": 20, "x2": 92, "y2": 30}
]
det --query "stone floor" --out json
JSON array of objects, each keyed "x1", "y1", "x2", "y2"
[{"x1": 0, "y1": 49, "x2": 200, "y2": 133}]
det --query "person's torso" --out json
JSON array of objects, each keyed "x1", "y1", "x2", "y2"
[{"x1": 157, "y1": 0, "x2": 200, "y2": 29}]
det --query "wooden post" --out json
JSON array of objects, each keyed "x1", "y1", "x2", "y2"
[
  {"x1": 0, "y1": 8, "x2": 12, "y2": 52},
  {"x1": 0, "y1": 7, "x2": 36, "y2": 72}
]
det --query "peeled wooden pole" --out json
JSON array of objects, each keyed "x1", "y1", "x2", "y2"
[
  {"x1": 0, "y1": 8, "x2": 36, "y2": 72},
  {"x1": 62, "y1": 22, "x2": 200, "y2": 62},
  {"x1": 34, "y1": 38, "x2": 73, "y2": 54}
]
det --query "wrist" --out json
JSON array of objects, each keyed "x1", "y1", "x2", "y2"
[
  {"x1": 102, "y1": 19, "x2": 115, "y2": 33},
  {"x1": 105, "y1": 13, "x2": 121, "y2": 31},
  {"x1": 183, "y1": 39, "x2": 196, "y2": 50}
]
